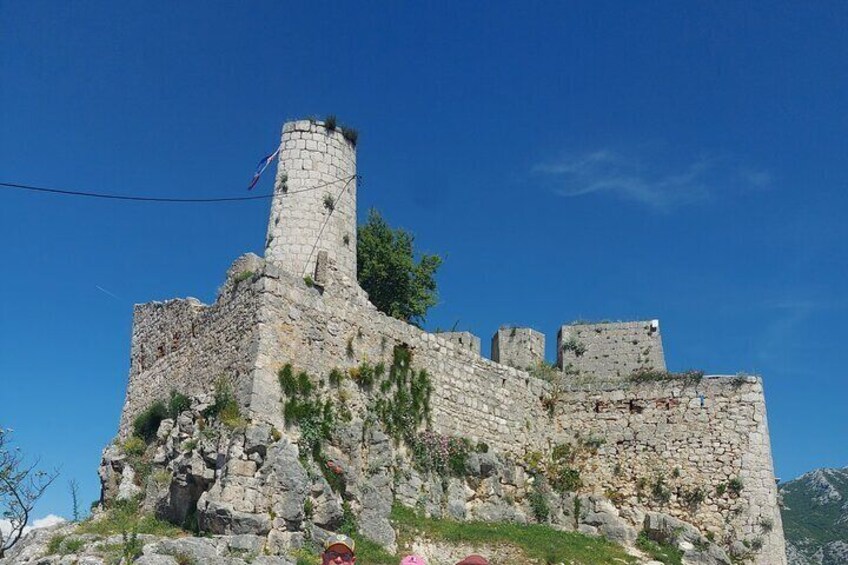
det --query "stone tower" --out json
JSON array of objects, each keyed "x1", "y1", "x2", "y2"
[{"x1": 265, "y1": 119, "x2": 358, "y2": 284}]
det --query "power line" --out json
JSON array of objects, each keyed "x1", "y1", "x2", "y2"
[{"x1": 0, "y1": 174, "x2": 357, "y2": 203}]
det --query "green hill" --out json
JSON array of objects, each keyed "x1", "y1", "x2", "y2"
[{"x1": 780, "y1": 467, "x2": 848, "y2": 564}]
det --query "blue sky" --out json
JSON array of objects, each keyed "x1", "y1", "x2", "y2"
[{"x1": 1, "y1": 2, "x2": 846, "y2": 520}]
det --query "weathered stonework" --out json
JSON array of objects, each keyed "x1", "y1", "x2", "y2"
[
  {"x1": 265, "y1": 120, "x2": 357, "y2": 283},
  {"x1": 558, "y1": 320, "x2": 666, "y2": 377},
  {"x1": 491, "y1": 326, "x2": 545, "y2": 370},
  {"x1": 114, "y1": 118, "x2": 787, "y2": 564}
]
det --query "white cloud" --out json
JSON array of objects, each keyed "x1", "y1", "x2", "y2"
[
  {"x1": 0, "y1": 514, "x2": 66, "y2": 540},
  {"x1": 535, "y1": 150, "x2": 769, "y2": 211}
]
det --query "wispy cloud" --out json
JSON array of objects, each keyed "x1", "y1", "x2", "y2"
[
  {"x1": 535, "y1": 150, "x2": 770, "y2": 211},
  {"x1": 0, "y1": 514, "x2": 66, "y2": 540}
]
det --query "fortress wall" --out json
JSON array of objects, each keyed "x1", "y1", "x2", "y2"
[
  {"x1": 549, "y1": 377, "x2": 785, "y2": 563},
  {"x1": 248, "y1": 268, "x2": 784, "y2": 562},
  {"x1": 558, "y1": 320, "x2": 666, "y2": 377},
  {"x1": 121, "y1": 261, "x2": 785, "y2": 561},
  {"x1": 117, "y1": 275, "x2": 262, "y2": 438},
  {"x1": 248, "y1": 264, "x2": 548, "y2": 454}
]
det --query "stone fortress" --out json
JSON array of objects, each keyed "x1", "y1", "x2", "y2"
[{"x1": 114, "y1": 119, "x2": 786, "y2": 564}]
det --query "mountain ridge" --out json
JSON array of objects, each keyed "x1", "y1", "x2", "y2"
[{"x1": 780, "y1": 466, "x2": 848, "y2": 565}]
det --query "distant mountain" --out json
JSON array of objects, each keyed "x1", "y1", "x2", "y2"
[{"x1": 780, "y1": 467, "x2": 848, "y2": 565}]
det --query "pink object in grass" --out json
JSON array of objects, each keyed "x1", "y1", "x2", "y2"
[{"x1": 401, "y1": 556, "x2": 426, "y2": 565}]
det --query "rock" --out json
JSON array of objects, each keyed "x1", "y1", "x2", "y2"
[
  {"x1": 135, "y1": 556, "x2": 179, "y2": 565},
  {"x1": 260, "y1": 440, "x2": 309, "y2": 523},
  {"x1": 311, "y1": 478, "x2": 343, "y2": 528},
  {"x1": 359, "y1": 473, "x2": 397, "y2": 550},
  {"x1": 447, "y1": 478, "x2": 467, "y2": 520},
  {"x1": 478, "y1": 452, "x2": 499, "y2": 478},
  {"x1": 157, "y1": 419, "x2": 175, "y2": 441},
  {"x1": 117, "y1": 465, "x2": 143, "y2": 500},
  {"x1": 244, "y1": 423, "x2": 272, "y2": 458},
  {"x1": 221, "y1": 533, "x2": 266, "y2": 554},
  {"x1": 198, "y1": 495, "x2": 272, "y2": 535},
  {"x1": 144, "y1": 537, "x2": 220, "y2": 560}
]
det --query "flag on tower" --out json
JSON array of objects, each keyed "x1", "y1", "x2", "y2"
[{"x1": 248, "y1": 148, "x2": 280, "y2": 190}]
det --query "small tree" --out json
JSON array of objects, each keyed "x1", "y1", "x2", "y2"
[
  {"x1": 0, "y1": 428, "x2": 59, "y2": 557},
  {"x1": 357, "y1": 209, "x2": 442, "y2": 326}
]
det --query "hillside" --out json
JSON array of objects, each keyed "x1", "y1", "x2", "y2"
[{"x1": 780, "y1": 467, "x2": 848, "y2": 564}]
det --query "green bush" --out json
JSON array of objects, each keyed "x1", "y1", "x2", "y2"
[
  {"x1": 529, "y1": 486, "x2": 551, "y2": 522},
  {"x1": 133, "y1": 401, "x2": 168, "y2": 442},
  {"x1": 203, "y1": 378, "x2": 245, "y2": 429},
  {"x1": 324, "y1": 115, "x2": 337, "y2": 131},
  {"x1": 168, "y1": 390, "x2": 190, "y2": 418},
  {"x1": 123, "y1": 436, "x2": 147, "y2": 457}
]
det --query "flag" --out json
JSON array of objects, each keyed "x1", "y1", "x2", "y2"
[{"x1": 248, "y1": 148, "x2": 280, "y2": 190}]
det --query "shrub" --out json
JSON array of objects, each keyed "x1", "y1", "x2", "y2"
[
  {"x1": 629, "y1": 368, "x2": 704, "y2": 385},
  {"x1": 323, "y1": 193, "x2": 335, "y2": 212},
  {"x1": 759, "y1": 517, "x2": 774, "y2": 533},
  {"x1": 715, "y1": 482, "x2": 727, "y2": 496},
  {"x1": 123, "y1": 436, "x2": 147, "y2": 457},
  {"x1": 651, "y1": 475, "x2": 672, "y2": 504},
  {"x1": 410, "y1": 431, "x2": 470, "y2": 477},
  {"x1": 328, "y1": 368, "x2": 344, "y2": 387},
  {"x1": 233, "y1": 270, "x2": 255, "y2": 284},
  {"x1": 304, "y1": 275, "x2": 314, "y2": 287},
  {"x1": 342, "y1": 127, "x2": 358, "y2": 146},
  {"x1": 121, "y1": 530, "x2": 143, "y2": 561},
  {"x1": 682, "y1": 486, "x2": 706, "y2": 508},
  {"x1": 46, "y1": 534, "x2": 66, "y2": 555},
  {"x1": 303, "y1": 498, "x2": 314, "y2": 519},
  {"x1": 529, "y1": 485, "x2": 550, "y2": 522},
  {"x1": 168, "y1": 390, "x2": 190, "y2": 419},
  {"x1": 324, "y1": 115, "x2": 337, "y2": 131},
  {"x1": 560, "y1": 337, "x2": 587, "y2": 356},
  {"x1": 65, "y1": 538, "x2": 84, "y2": 553},
  {"x1": 728, "y1": 477, "x2": 744, "y2": 496},
  {"x1": 133, "y1": 401, "x2": 168, "y2": 443},
  {"x1": 204, "y1": 378, "x2": 245, "y2": 429},
  {"x1": 528, "y1": 361, "x2": 560, "y2": 382},
  {"x1": 279, "y1": 365, "x2": 335, "y2": 457}
]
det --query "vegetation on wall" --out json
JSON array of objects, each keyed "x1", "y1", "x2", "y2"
[{"x1": 357, "y1": 209, "x2": 442, "y2": 326}]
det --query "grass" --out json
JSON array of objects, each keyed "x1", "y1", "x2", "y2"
[
  {"x1": 390, "y1": 504, "x2": 636, "y2": 565},
  {"x1": 635, "y1": 531, "x2": 684, "y2": 565},
  {"x1": 76, "y1": 498, "x2": 186, "y2": 538},
  {"x1": 288, "y1": 504, "x2": 636, "y2": 564}
]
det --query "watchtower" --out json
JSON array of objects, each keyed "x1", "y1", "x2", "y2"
[{"x1": 265, "y1": 120, "x2": 358, "y2": 284}]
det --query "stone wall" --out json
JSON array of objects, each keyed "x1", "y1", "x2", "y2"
[
  {"x1": 265, "y1": 120, "x2": 358, "y2": 283},
  {"x1": 550, "y1": 376, "x2": 785, "y2": 563},
  {"x1": 240, "y1": 264, "x2": 785, "y2": 563},
  {"x1": 435, "y1": 331, "x2": 481, "y2": 355},
  {"x1": 117, "y1": 256, "x2": 264, "y2": 438},
  {"x1": 558, "y1": 320, "x2": 666, "y2": 377}
]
